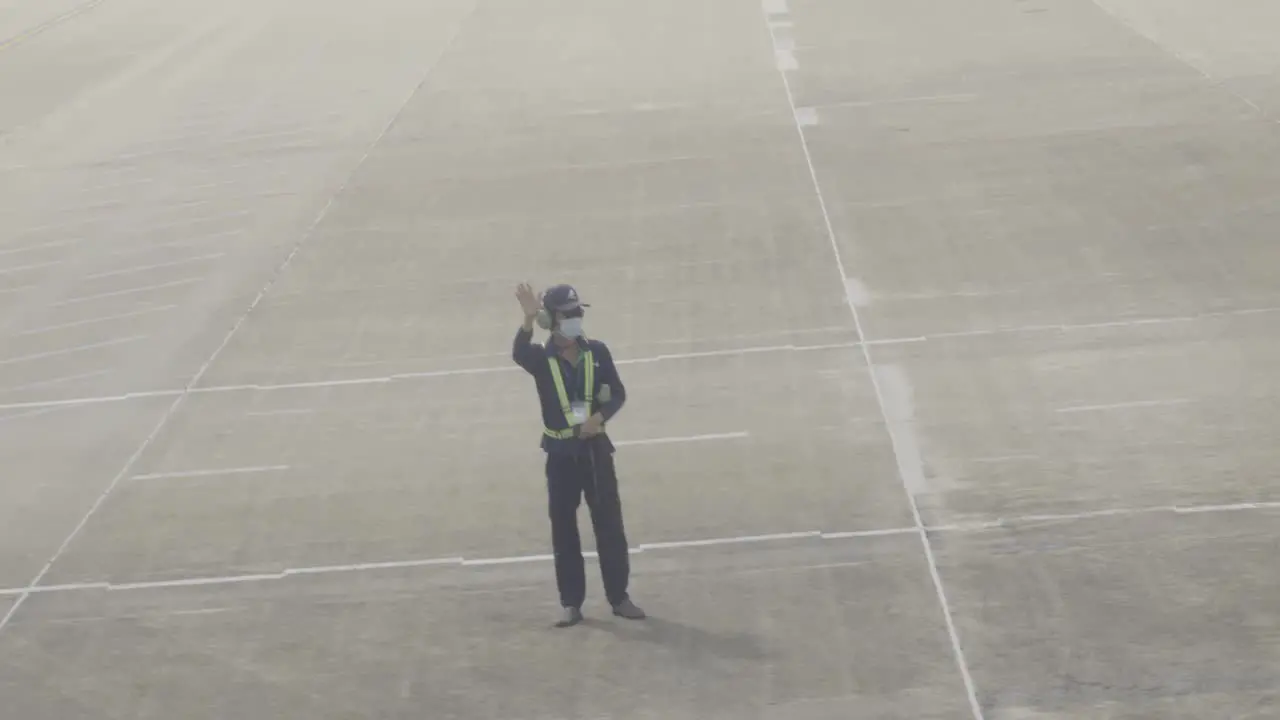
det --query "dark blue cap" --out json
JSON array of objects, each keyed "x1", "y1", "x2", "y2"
[{"x1": 542, "y1": 284, "x2": 589, "y2": 313}]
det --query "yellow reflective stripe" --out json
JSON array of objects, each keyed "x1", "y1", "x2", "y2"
[
  {"x1": 547, "y1": 356, "x2": 572, "y2": 419},
  {"x1": 545, "y1": 348, "x2": 595, "y2": 437}
]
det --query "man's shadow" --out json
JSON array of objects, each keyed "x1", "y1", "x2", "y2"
[{"x1": 584, "y1": 614, "x2": 773, "y2": 663}]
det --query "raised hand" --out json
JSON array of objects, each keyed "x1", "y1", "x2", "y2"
[{"x1": 515, "y1": 282, "x2": 541, "y2": 320}]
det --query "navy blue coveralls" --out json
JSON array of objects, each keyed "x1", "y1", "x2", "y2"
[{"x1": 512, "y1": 327, "x2": 632, "y2": 610}]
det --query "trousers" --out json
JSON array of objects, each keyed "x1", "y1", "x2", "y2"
[{"x1": 546, "y1": 443, "x2": 630, "y2": 609}]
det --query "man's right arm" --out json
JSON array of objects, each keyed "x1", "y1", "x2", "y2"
[{"x1": 512, "y1": 320, "x2": 542, "y2": 374}]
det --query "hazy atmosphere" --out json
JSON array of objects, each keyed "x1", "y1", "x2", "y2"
[{"x1": 1, "y1": 0, "x2": 1278, "y2": 717}]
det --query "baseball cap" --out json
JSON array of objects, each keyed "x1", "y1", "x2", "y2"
[{"x1": 542, "y1": 284, "x2": 589, "y2": 313}]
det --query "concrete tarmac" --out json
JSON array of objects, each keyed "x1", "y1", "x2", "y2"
[{"x1": 1, "y1": 0, "x2": 1278, "y2": 717}]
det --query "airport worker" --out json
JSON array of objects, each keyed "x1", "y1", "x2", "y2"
[{"x1": 512, "y1": 282, "x2": 646, "y2": 628}]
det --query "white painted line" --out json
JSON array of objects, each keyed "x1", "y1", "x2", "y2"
[
  {"x1": 0, "y1": 407, "x2": 60, "y2": 424},
  {"x1": 246, "y1": 408, "x2": 315, "y2": 417},
  {"x1": 168, "y1": 607, "x2": 235, "y2": 617},
  {"x1": 0, "y1": 388, "x2": 181, "y2": 412},
  {"x1": 1173, "y1": 501, "x2": 1280, "y2": 514},
  {"x1": 915, "y1": 306, "x2": 1280, "y2": 343},
  {"x1": 774, "y1": 49, "x2": 798, "y2": 71},
  {"x1": 83, "y1": 253, "x2": 224, "y2": 279},
  {"x1": 762, "y1": 9, "x2": 985, "y2": 718},
  {"x1": 0, "y1": 238, "x2": 82, "y2": 256},
  {"x1": 0, "y1": 259, "x2": 63, "y2": 276},
  {"x1": 106, "y1": 230, "x2": 247, "y2": 256},
  {"x1": 461, "y1": 554, "x2": 555, "y2": 566},
  {"x1": 110, "y1": 573, "x2": 286, "y2": 591},
  {"x1": 815, "y1": 94, "x2": 979, "y2": 110},
  {"x1": 0, "y1": 298, "x2": 1267, "y2": 412},
  {"x1": 638, "y1": 531, "x2": 819, "y2": 551},
  {"x1": 0, "y1": 336, "x2": 145, "y2": 366},
  {"x1": 1, "y1": 497, "x2": 1278, "y2": 598},
  {"x1": 969, "y1": 454, "x2": 1040, "y2": 464},
  {"x1": 791, "y1": 341, "x2": 863, "y2": 353},
  {"x1": 819, "y1": 527, "x2": 919, "y2": 540},
  {"x1": 0, "y1": 581, "x2": 108, "y2": 596},
  {"x1": 15, "y1": 305, "x2": 178, "y2": 336},
  {"x1": 0, "y1": 283, "x2": 37, "y2": 295},
  {"x1": 762, "y1": 0, "x2": 789, "y2": 15},
  {"x1": 1056, "y1": 398, "x2": 1191, "y2": 414},
  {"x1": 284, "y1": 557, "x2": 464, "y2": 575},
  {"x1": 131, "y1": 465, "x2": 290, "y2": 481},
  {"x1": 0, "y1": 5, "x2": 481, "y2": 638},
  {"x1": 844, "y1": 278, "x2": 872, "y2": 307},
  {"x1": 51, "y1": 278, "x2": 201, "y2": 307},
  {"x1": 1086, "y1": 0, "x2": 1270, "y2": 120},
  {"x1": 794, "y1": 106, "x2": 819, "y2": 127},
  {"x1": 615, "y1": 431, "x2": 750, "y2": 448},
  {"x1": 0, "y1": 370, "x2": 109, "y2": 393}
]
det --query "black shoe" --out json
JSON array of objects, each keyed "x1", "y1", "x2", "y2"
[
  {"x1": 611, "y1": 598, "x2": 646, "y2": 620},
  {"x1": 555, "y1": 606, "x2": 584, "y2": 628}
]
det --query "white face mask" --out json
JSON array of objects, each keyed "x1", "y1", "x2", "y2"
[{"x1": 557, "y1": 317, "x2": 584, "y2": 338}]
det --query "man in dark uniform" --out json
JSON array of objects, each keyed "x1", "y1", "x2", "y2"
[{"x1": 512, "y1": 282, "x2": 646, "y2": 628}]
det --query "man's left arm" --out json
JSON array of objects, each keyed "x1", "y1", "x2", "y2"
[{"x1": 595, "y1": 342, "x2": 626, "y2": 422}]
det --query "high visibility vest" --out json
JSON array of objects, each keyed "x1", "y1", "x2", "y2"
[{"x1": 544, "y1": 349, "x2": 594, "y2": 440}]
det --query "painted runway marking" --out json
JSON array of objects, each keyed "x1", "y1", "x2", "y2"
[
  {"x1": 16, "y1": 305, "x2": 178, "y2": 336},
  {"x1": 615, "y1": 431, "x2": 750, "y2": 447},
  {"x1": 0, "y1": 369, "x2": 109, "y2": 393},
  {"x1": 0, "y1": 406, "x2": 60, "y2": 424},
  {"x1": 0, "y1": 304, "x2": 1273, "y2": 413},
  {"x1": 638, "y1": 531, "x2": 819, "y2": 550},
  {"x1": 0, "y1": 336, "x2": 144, "y2": 366},
  {"x1": 106, "y1": 230, "x2": 248, "y2": 256},
  {"x1": 83, "y1": 253, "x2": 224, "y2": 279},
  {"x1": 51, "y1": 278, "x2": 201, "y2": 307},
  {"x1": 0, "y1": 498, "x2": 1275, "y2": 599},
  {"x1": 1057, "y1": 398, "x2": 1192, "y2": 413},
  {"x1": 762, "y1": 0, "x2": 789, "y2": 15},
  {"x1": 245, "y1": 408, "x2": 315, "y2": 417},
  {"x1": 774, "y1": 48, "x2": 798, "y2": 71},
  {"x1": 814, "y1": 93, "x2": 979, "y2": 110},
  {"x1": 0, "y1": 0, "x2": 107, "y2": 53},
  {"x1": 0, "y1": 0, "x2": 482, "y2": 638},
  {"x1": 132, "y1": 465, "x2": 291, "y2": 481},
  {"x1": 0, "y1": 237, "x2": 81, "y2": 256},
  {"x1": 763, "y1": 5, "x2": 983, "y2": 716},
  {"x1": 0, "y1": 259, "x2": 64, "y2": 276}
]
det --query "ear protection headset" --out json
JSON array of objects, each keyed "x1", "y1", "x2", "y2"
[{"x1": 535, "y1": 290, "x2": 584, "y2": 331}]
